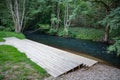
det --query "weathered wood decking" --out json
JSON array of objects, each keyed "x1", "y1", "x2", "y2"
[{"x1": 4, "y1": 37, "x2": 97, "y2": 77}]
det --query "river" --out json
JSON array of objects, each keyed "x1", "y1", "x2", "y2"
[{"x1": 24, "y1": 31, "x2": 120, "y2": 67}]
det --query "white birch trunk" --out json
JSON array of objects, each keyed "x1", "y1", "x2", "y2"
[{"x1": 6, "y1": 0, "x2": 26, "y2": 33}]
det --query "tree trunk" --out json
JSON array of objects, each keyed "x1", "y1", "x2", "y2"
[
  {"x1": 64, "y1": 3, "x2": 67, "y2": 29},
  {"x1": 6, "y1": 0, "x2": 26, "y2": 33},
  {"x1": 21, "y1": 0, "x2": 26, "y2": 28},
  {"x1": 51, "y1": 5, "x2": 55, "y2": 29},
  {"x1": 15, "y1": 0, "x2": 21, "y2": 33},
  {"x1": 64, "y1": 1, "x2": 69, "y2": 35},
  {"x1": 92, "y1": 0, "x2": 111, "y2": 43},
  {"x1": 56, "y1": 2, "x2": 60, "y2": 31},
  {"x1": 103, "y1": 24, "x2": 110, "y2": 43}
]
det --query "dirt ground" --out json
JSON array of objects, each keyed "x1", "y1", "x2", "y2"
[{"x1": 45, "y1": 63, "x2": 120, "y2": 80}]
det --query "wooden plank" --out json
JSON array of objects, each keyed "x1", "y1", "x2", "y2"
[{"x1": 4, "y1": 37, "x2": 98, "y2": 77}]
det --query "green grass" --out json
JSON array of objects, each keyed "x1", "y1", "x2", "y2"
[
  {"x1": 0, "y1": 45, "x2": 48, "y2": 80},
  {"x1": 0, "y1": 31, "x2": 25, "y2": 42},
  {"x1": 0, "y1": 31, "x2": 48, "y2": 79},
  {"x1": 69, "y1": 27, "x2": 104, "y2": 41}
]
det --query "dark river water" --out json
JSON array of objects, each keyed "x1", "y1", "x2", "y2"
[{"x1": 24, "y1": 31, "x2": 120, "y2": 67}]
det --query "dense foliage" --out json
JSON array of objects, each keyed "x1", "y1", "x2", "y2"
[
  {"x1": 0, "y1": 0, "x2": 120, "y2": 56},
  {"x1": 100, "y1": 7, "x2": 120, "y2": 37},
  {"x1": 101, "y1": 7, "x2": 120, "y2": 56}
]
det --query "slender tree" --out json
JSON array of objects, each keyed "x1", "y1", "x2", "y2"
[
  {"x1": 6, "y1": 0, "x2": 26, "y2": 33},
  {"x1": 56, "y1": 0, "x2": 61, "y2": 30}
]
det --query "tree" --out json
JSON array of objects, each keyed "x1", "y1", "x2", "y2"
[
  {"x1": 91, "y1": 0, "x2": 120, "y2": 42},
  {"x1": 56, "y1": 0, "x2": 61, "y2": 30},
  {"x1": 6, "y1": 0, "x2": 26, "y2": 33},
  {"x1": 102, "y1": 7, "x2": 120, "y2": 56},
  {"x1": 62, "y1": 0, "x2": 80, "y2": 36},
  {"x1": 90, "y1": 0, "x2": 110, "y2": 42}
]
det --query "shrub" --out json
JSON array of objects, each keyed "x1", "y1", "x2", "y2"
[
  {"x1": 47, "y1": 29, "x2": 57, "y2": 35},
  {"x1": 0, "y1": 25, "x2": 14, "y2": 31},
  {"x1": 58, "y1": 30, "x2": 67, "y2": 37},
  {"x1": 0, "y1": 26, "x2": 5, "y2": 31},
  {"x1": 38, "y1": 24, "x2": 50, "y2": 30},
  {"x1": 57, "y1": 29, "x2": 76, "y2": 38},
  {"x1": 108, "y1": 38, "x2": 120, "y2": 56},
  {"x1": 0, "y1": 75, "x2": 4, "y2": 80},
  {"x1": 36, "y1": 24, "x2": 50, "y2": 33}
]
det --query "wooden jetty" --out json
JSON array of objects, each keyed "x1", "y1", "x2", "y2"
[{"x1": 4, "y1": 37, "x2": 98, "y2": 77}]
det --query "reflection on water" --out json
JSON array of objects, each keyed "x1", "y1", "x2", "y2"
[{"x1": 24, "y1": 31, "x2": 120, "y2": 67}]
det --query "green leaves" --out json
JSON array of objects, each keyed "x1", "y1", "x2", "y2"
[
  {"x1": 100, "y1": 7, "x2": 120, "y2": 56},
  {"x1": 38, "y1": 24, "x2": 50, "y2": 30},
  {"x1": 37, "y1": 0, "x2": 45, "y2": 3},
  {"x1": 100, "y1": 7, "x2": 120, "y2": 32},
  {"x1": 108, "y1": 39, "x2": 120, "y2": 56}
]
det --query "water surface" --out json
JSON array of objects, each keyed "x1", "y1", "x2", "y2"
[{"x1": 24, "y1": 31, "x2": 120, "y2": 67}]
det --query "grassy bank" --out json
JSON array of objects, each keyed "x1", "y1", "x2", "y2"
[
  {"x1": 69, "y1": 27, "x2": 104, "y2": 41},
  {"x1": 0, "y1": 31, "x2": 25, "y2": 42},
  {"x1": 0, "y1": 45, "x2": 48, "y2": 80},
  {"x1": 0, "y1": 31, "x2": 48, "y2": 80}
]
